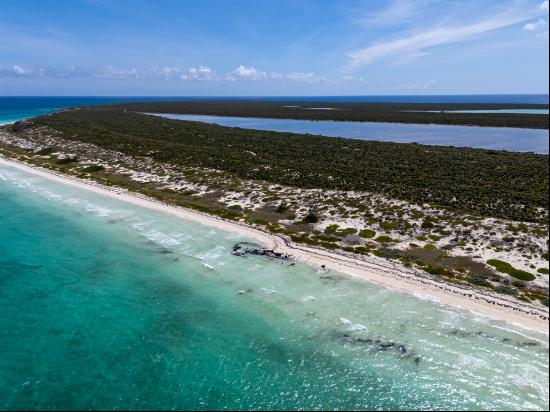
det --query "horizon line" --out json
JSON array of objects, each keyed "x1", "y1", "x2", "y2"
[{"x1": 1, "y1": 93, "x2": 549, "y2": 98}]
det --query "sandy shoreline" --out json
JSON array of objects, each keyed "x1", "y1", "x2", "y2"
[{"x1": 1, "y1": 155, "x2": 548, "y2": 334}]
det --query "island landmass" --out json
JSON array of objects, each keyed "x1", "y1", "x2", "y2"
[{"x1": 1, "y1": 106, "x2": 548, "y2": 331}]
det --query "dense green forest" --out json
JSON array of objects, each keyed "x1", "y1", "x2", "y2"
[
  {"x1": 110, "y1": 100, "x2": 549, "y2": 129},
  {"x1": 17, "y1": 108, "x2": 549, "y2": 222}
]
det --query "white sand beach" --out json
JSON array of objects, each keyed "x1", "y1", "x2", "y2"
[{"x1": 1, "y1": 155, "x2": 548, "y2": 334}]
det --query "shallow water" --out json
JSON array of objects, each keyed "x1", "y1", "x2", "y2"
[
  {"x1": 151, "y1": 113, "x2": 549, "y2": 154},
  {"x1": 0, "y1": 162, "x2": 548, "y2": 410},
  {"x1": 408, "y1": 109, "x2": 549, "y2": 115},
  {"x1": 446, "y1": 109, "x2": 549, "y2": 115}
]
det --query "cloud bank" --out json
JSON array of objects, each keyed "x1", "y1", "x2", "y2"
[{"x1": 0, "y1": 64, "x2": 327, "y2": 84}]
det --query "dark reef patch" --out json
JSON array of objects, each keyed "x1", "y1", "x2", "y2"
[
  {"x1": 232, "y1": 242, "x2": 293, "y2": 261},
  {"x1": 332, "y1": 330, "x2": 421, "y2": 365},
  {"x1": 448, "y1": 328, "x2": 541, "y2": 348}
]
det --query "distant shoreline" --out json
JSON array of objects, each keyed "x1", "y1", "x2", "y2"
[
  {"x1": 110, "y1": 100, "x2": 550, "y2": 129},
  {"x1": 1, "y1": 155, "x2": 548, "y2": 334},
  {"x1": 1, "y1": 94, "x2": 548, "y2": 129}
]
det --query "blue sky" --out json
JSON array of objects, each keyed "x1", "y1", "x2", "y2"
[{"x1": 1, "y1": 0, "x2": 548, "y2": 96}]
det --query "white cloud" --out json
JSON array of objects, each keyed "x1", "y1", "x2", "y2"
[
  {"x1": 230, "y1": 65, "x2": 268, "y2": 80},
  {"x1": 1, "y1": 63, "x2": 332, "y2": 84},
  {"x1": 389, "y1": 51, "x2": 432, "y2": 65},
  {"x1": 0, "y1": 64, "x2": 45, "y2": 77},
  {"x1": 0, "y1": 64, "x2": 87, "y2": 78},
  {"x1": 389, "y1": 79, "x2": 437, "y2": 91},
  {"x1": 92, "y1": 66, "x2": 183, "y2": 80},
  {"x1": 180, "y1": 66, "x2": 220, "y2": 81},
  {"x1": 340, "y1": 75, "x2": 357, "y2": 81},
  {"x1": 92, "y1": 66, "x2": 140, "y2": 79},
  {"x1": 347, "y1": 13, "x2": 537, "y2": 68},
  {"x1": 12, "y1": 64, "x2": 32, "y2": 75},
  {"x1": 157, "y1": 66, "x2": 180, "y2": 79},
  {"x1": 226, "y1": 65, "x2": 325, "y2": 83},
  {"x1": 541, "y1": 0, "x2": 549, "y2": 12},
  {"x1": 284, "y1": 71, "x2": 324, "y2": 83},
  {"x1": 523, "y1": 18, "x2": 547, "y2": 30},
  {"x1": 0, "y1": 63, "x2": 185, "y2": 80}
]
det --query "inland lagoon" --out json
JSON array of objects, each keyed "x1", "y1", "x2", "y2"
[{"x1": 150, "y1": 113, "x2": 549, "y2": 153}]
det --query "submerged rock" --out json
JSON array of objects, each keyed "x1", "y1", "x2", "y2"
[
  {"x1": 231, "y1": 242, "x2": 292, "y2": 261},
  {"x1": 448, "y1": 328, "x2": 541, "y2": 348},
  {"x1": 332, "y1": 330, "x2": 420, "y2": 365}
]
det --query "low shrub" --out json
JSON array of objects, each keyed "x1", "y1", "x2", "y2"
[
  {"x1": 36, "y1": 147, "x2": 54, "y2": 155},
  {"x1": 335, "y1": 227, "x2": 357, "y2": 236},
  {"x1": 468, "y1": 276, "x2": 491, "y2": 287},
  {"x1": 354, "y1": 246, "x2": 374, "y2": 255},
  {"x1": 324, "y1": 224, "x2": 339, "y2": 234},
  {"x1": 56, "y1": 156, "x2": 78, "y2": 164},
  {"x1": 381, "y1": 221, "x2": 397, "y2": 231},
  {"x1": 276, "y1": 202, "x2": 288, "y2": 213},
  {"x1": 423, "y1": 265, "x2": 450, "y2": 277},
  {"x1": 302, "y1": 211, "x2": 319, "y2": 224},
  {"x1": 358, "y1": 229, "x2": 376, "y2": 238},
  {"x1": 374, "y1": 235, "x2": 398, "y2": 243},
  {"x1": 487, "y1": 259, "x2": 535, "y2": 281},
  {"x1": 374, "y1": 248, "x2": 402, "y2": 259},
  {"x1": 421, "y1": 218, "x2": 436, "y2": 229},
  {"x1": 82, "y1": 164, "x2": 105, "y2": 173},
  {"x1": 493, "y1": 285, "x2": 518, "y2": 296},
  {"x1": 314, "y1": 234, "x2": 339, "y2": 242}
]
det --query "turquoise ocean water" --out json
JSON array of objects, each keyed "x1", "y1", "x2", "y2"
[
  {"x1": 445, "y1": 109, "x2": 549, "y2": 115},
  {"x1": 0, "y1": 162, "x2": 548, "y2": 410},
  {"x1": 0, "y1": 97, "x2": 158, "y2": 125}
]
